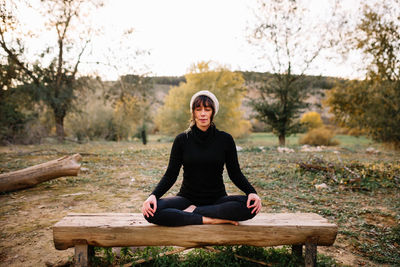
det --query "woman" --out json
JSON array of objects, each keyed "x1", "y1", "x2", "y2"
[{"x1": 142, "y1": 90, "x2": 261, "y2": 226}]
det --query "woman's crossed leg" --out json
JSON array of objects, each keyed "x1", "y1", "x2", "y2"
[{"x1": 144, "y1": 195, "x2": 254, "y2": 226}]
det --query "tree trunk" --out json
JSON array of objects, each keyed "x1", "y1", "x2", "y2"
[
  {"x1": 0, "y1": 153, "x2": 82, "y2": 192},
  {"x1": 141, "y1": 125, "x2": 147, "y2": 145},
  {"x1": 55, "y1": 114, "x2": 65, "y2": 142},
  {"x1": 279, "y1": 135, "x2": 286, "y2": 146}
]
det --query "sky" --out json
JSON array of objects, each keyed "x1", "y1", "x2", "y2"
[
  {"x1": 87, "y1": 0, "x2": 266, "y2": 79},
  {"x1": 7, "y1": 0, "x2": 377, "y2": 80},
  {"x1": 88, "y1": 0, "x2": 359, "y2": 80}
]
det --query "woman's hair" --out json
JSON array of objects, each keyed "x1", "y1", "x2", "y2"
[{"x1": 187, "y1": 95, "x2": 216, "y2": 129}]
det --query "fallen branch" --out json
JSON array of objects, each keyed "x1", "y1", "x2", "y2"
[
  {"x1": 298, "y1": 159, "x2": 365, "y2": 184},
  {"x1": 0, "y1": 153, "x2": 82, "y2": 192}
]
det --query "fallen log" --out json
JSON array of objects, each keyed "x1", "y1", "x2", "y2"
[{"x1": 0, "y1": 153, "x2": 82, "y2": 192}]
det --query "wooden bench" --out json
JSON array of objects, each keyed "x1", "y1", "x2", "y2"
[{"x1": 53, "y1": 213, "x2": 337, "y2": 267}]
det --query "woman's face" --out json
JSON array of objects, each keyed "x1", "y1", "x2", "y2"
[{"x1": 194, "y1": 104, "x2": 213, "y2": 131}]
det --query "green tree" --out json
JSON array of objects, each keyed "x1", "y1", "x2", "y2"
[
  {"x1": 248, "y1": 0, "x2": 340, "y2": 146},
  {"x1": 250, "y1": 71, "x2": 311, "y2": 146},
  {"x1": 155, "y1": 62, "x2": 251, "y2": 138},
  {"x1": 0, "y1": 0, "x2": 102, "y2": 142},
  {"x1": 0, "y1": 87, "x2": 31, "y2": 144},
  {"x1": 326, "y1": 3, "x2": 400, "y2": 148},
  {"x1": 0, "y1": 3, "x2": 39, "y2": 143}
]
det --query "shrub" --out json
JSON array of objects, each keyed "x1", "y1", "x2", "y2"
[
  {"x1": 0, "y1": 98, "x2": 54, "y2": 145},
  {"x1": 65, "y1": 102, "x2": 113, "y2": 141},
  {"x1": 65, "y1": 92, "x2": 145, "y2": 141},
  {"x1": 299, "y1": 127, "x2": 339, "y2": 146},
  {"x1": 300, "y1": 111, "x2": 323, "y2": 130},
  {"x1": 112, "y1": 95, "x2": 142, "y2": 141}
]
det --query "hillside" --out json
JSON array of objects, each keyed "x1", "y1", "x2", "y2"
[{"x1": 146, "y1": 72, "x2": 341, "y2": 129}]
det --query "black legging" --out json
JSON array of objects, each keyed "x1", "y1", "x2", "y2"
[{"x1": 144, "y1": 195, "x2": 256, "y2": 226}]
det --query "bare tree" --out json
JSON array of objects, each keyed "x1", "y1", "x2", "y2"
[{"x1": 248, "y1": 0, "x2": 341, "y2": 145}]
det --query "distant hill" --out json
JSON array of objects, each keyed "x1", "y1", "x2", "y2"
[
  {"x1": 147, "y1": 72, "x2": 339, "y2": 89},
  {"x1": 102, "y1": 72, "x2": 342, "y2": 132},
  {"x1": 147, "y1": 72, "x2": 341, "y2": 126}
]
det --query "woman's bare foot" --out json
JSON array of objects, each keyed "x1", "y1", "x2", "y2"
[
  {"x1": 202, "y1": 216, "x2": 239, "y2": 226},
  {"x1": 183, "y1": 205, "x2": 197, "y2": 213}
]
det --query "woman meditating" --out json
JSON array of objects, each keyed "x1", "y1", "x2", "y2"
[{"x1": 142, "y1": 90, "x2": 261, "y2": 226}]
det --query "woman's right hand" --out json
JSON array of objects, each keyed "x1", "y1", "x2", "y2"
[{"x1": 142, "y1": 194, "x2": 157, "y2": 218}]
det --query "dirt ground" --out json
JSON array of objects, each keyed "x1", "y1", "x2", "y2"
[{"x1": 0, "y1": 141, "x2": 399, "y2": 266}]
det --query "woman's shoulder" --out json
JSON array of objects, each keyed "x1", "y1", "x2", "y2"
[
  {"x1": 215, "y1": 128, "x2": 234, "y2": 141},
  {"x1": 173, "y1": 131, "x2": 191, "y2": 144}
]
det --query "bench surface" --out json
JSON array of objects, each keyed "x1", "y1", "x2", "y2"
[{"x1": 53, "y1": 213, "x2": 337, "y2": 250}]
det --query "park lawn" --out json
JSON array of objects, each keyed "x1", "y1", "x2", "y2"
[{"x1": 0, "y1": 133, "x2": 399, "y2": 266}]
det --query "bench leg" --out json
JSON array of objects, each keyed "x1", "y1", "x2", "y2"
[
  {"x1": 74, "y1": 241, "x2": 93, "y2": 267},
  {"x1": 305, "y1": 243, "x2": 317, "y2": 267},
  {"x1": 292, "y1": 244, "x2": 303, "y2": 264},
  {"x1": 292, "y1": 244, "x2": 302, "y2": 258}
]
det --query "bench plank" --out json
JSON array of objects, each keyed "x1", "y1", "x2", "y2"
[{"x1": 53, "y1": 213, "x2": 337, "y2": 250}]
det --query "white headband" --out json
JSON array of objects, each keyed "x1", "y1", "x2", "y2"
[{"x1": 190, "y1": 90, "x2": 219, "y2": 116}]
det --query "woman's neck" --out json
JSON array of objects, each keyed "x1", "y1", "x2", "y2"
[
  {"x1": 196, "y1": 123, "x2": 210, "y2": 132},
  {"x1": 191, "y1": 123, "x2": 216, "y2": 145}
]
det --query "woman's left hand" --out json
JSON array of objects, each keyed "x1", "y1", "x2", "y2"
[{"x1": 247, "y1": 193, "x2": 262, "y2": 214}]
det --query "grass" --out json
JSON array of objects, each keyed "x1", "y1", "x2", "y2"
[
  {"x1": 0, "y1": 133, "x2": 399, "y2": 266},
  {"x1": 240, "y1": 132, "x2": 302, "y2": 146},
  {"x1": 333, "y1": 134, "x2": 374, "y2": 147},
  {"x1": 243, "y1": 132, "x2": 377, "y2": 149},
  {"x1": 91, "y1": 245, "x2": 343, "y2": 267}
]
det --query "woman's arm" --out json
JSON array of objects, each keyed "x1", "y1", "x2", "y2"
[
  {"x1": 225, "y1": 134, "x2": 257, "y2": 195},
  {"x1": 225, "y1": 134, "x2": 262, "y2": 214},
  {"x1": 142, "y1": 134, "x2": 184, "y2": 217},
  {"x1": 150, "y1": 133, "x2": 184, "y2": 199}
]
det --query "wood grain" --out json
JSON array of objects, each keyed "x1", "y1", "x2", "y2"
[{"x1": 53, "y1": 213, "x2": 337, "y2": 250}]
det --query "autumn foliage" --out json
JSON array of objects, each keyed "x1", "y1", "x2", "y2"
[
  {"x1": 300, "y1": 112, "x2": 323, "y2": 130},
  {"x1": 325, "y1": 4, "x2": 400, "y2": 149},
  {"x1": 299, "y1": 127, "x2": 339, "y2": 146},
  {"x1": 155, "y1": 62, "x2": 251, "y2": 138}
]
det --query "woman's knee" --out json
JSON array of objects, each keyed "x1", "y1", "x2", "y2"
[
  {"x1": 143, "y1": 211, "x2": 161, "y2": 224},
  {"x1": 217, "y1": 200, "x2": 256, "y2": 221},
  {"x1": 235, "y1": 200, "x2": 257, "y2": 221},
  {"x1": 247, "y1": 210, "x2": 257, "y2": 220},
  {"x1": 143, "y1": 213, "x2": 154, "y2": 223}
]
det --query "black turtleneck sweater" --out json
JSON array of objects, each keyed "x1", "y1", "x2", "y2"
[{"x1": 151, "y1": 125, "x2": 257, "y2": 205}]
